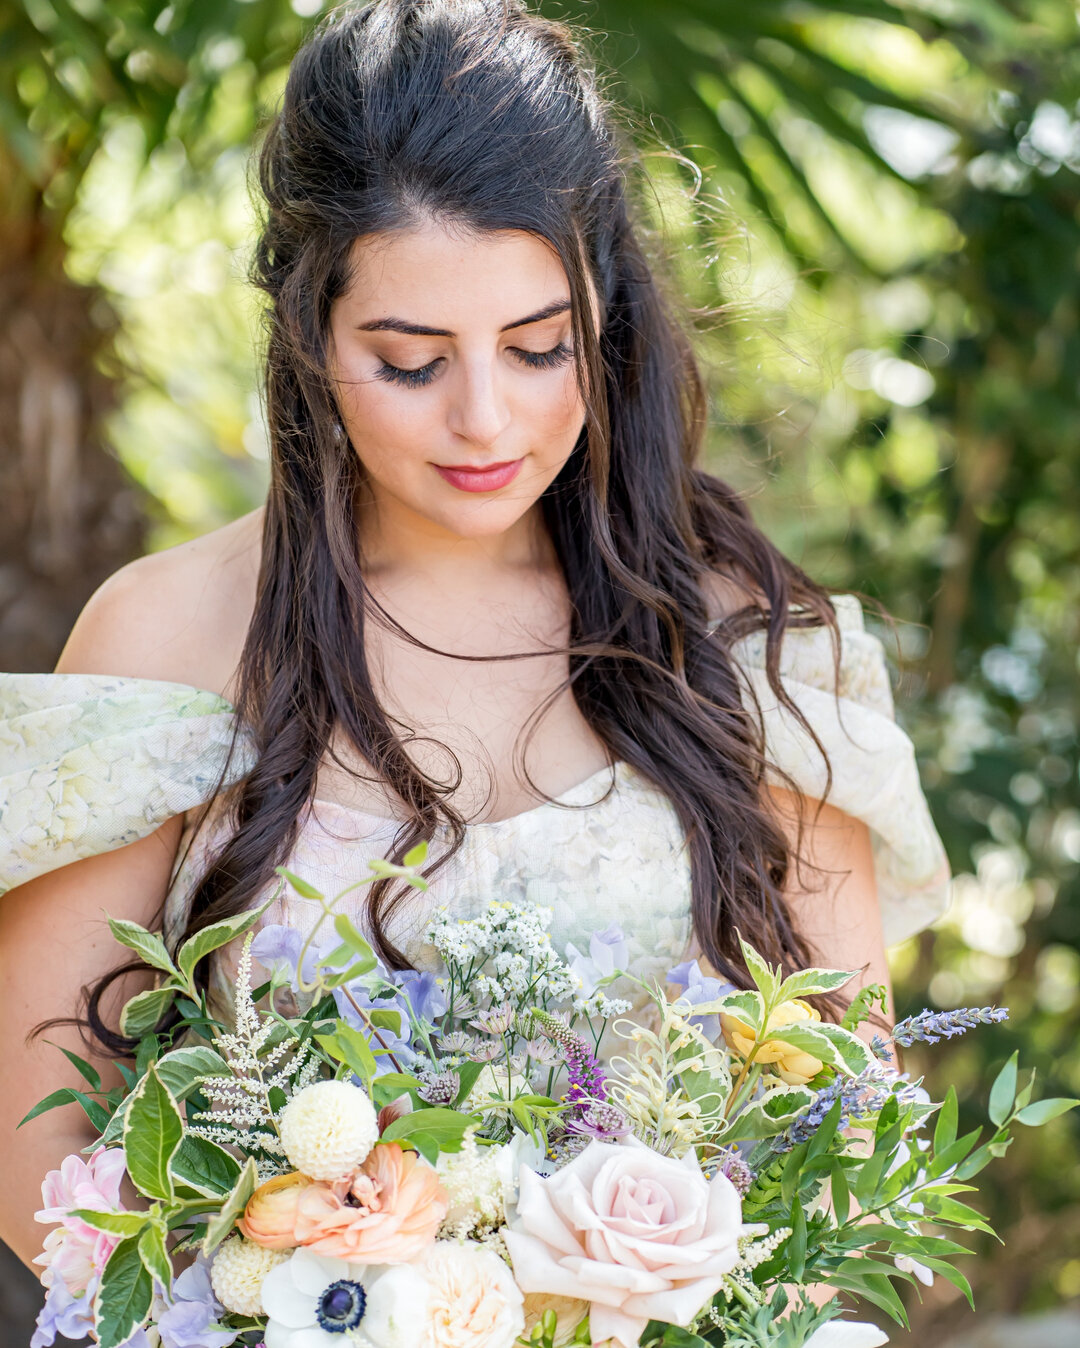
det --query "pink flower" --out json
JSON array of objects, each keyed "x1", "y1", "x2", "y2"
[
  {"x1": 33, "y1": 1146, "x2": 130, "y2": 1295},
  {"x1": 504, "y1": 1137, "x2": 746, "y2": 1348}
]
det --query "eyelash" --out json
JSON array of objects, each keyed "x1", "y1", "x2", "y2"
[{"x1": 376, "y1": 341, "x2": 573, "y2": 389}]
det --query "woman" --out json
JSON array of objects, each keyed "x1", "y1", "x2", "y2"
[{"x1": 0, "y1": 0, "x2": 949, "y2": 1275}]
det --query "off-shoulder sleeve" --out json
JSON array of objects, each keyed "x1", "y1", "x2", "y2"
[
  {"x1": 0, "y1": 672, "x2": 255, "y2": 895},
  {"x1": 728, "y1": 595, "x2": 951, "y2": 947}
]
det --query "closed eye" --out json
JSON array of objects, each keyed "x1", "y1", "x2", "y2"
[{"x1": 375, "y1": 342, "x2": 573, "y2": 389}]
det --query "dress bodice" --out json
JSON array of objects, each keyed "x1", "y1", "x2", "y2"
[{"x1": 0, "y1": 595, "x2": 951, "y2": 1045}]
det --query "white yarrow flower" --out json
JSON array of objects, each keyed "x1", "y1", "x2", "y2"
[
  {"x1": 279, "y1": 1079, "x2": 379, "y2": 1181},
  {"x1": 210, "y1": 1235, "x2": 289, "y2": 1316},
  {"x1": 261, "y1": 1246, "x2": 430, "y2": 1348}
]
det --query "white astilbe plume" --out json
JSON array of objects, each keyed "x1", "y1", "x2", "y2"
[{"x1": 189, "y1": 933, "x2": 323, "y2": 1179}]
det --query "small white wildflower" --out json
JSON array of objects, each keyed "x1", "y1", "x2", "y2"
[
  {"x1": 279, "y1": 1079, "x2": 378, "y2": 1181},
  {"x1": 210, "y1": 1236, "x2": 289, "y2": 1316}
]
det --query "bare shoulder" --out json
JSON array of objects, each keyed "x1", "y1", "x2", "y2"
[
  {"x1": 702, "y1": 570, "x2": 763, "y2": 625},
  {"x1": 55, "y1": 508, "x2": 264, "y2": 701}
]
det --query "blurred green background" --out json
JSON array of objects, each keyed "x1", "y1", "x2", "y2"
[{"x1": 2, "y1": 0, "x2": 1078, "y2": 1345}]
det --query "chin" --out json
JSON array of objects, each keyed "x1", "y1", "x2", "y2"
[{"x1": 428, "y1": 499, "x2": 538, "y2": 539}]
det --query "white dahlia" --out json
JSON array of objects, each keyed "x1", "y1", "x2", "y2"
[
  {"x1": 210, "y1": 1235, "x2": 289, "y2": 1316},
  {"x1": 278, "y1": 1079, "x2": 379, "y2": 1181}
]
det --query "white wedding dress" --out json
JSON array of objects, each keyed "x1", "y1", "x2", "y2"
[{"x1": 0, "y1": 595, "x2": 950, "y2": 1042}]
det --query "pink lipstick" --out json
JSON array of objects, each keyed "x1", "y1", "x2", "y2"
[{"x1": 434, "y1": 458, "x2": 524, "y2": 493}]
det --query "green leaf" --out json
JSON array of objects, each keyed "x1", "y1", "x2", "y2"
[
  {"x1": 912, "y1": 1256, "x2": 975, "y2": 1308},
  {"x1": 45, "y1": 1042, "x2": 102, "y2": 1091},
  {"x1": 919, "y1": 1193, "x2": 997, "y2": 1235},
  {"x1": 18, "y1": 1087, "x2": 109, "y2": 1130},
  {"x1": 788, "y1": 1195, "x2": 807, "y2": 1282},
  {"x1": 202, "y1": 1157, "x2": 259, "y2": 1256},
  {"x1": 316, "y1": 1028, "x2": 378, "y2": 1091},
  {"x1": 841, "y1": 983, "x2": 889, "y2": 1033},
  {"x1": 737, "y1": 934, "x2": 779, "y2": 1001},
  {"x1": 382, "y1": 1108, "x2": 479, "y2": 1151},
  {"x1": 95, "y1": 1234, "x2": 153, "y2": 1348},
  {"x1": 122, "y1": 1064, "x2": 184, "y2": 1202},
  {"x1": 828, "y1": 1267, "x2": 909, "y2": 1326},
  {"x1": 70, "y1": 1209, "x2": 149, "y2": 1237},
  {"x1": 1015, "y1": 1097, "x2": 1078, "y2": 1126},
  {"x1": 402, "y1": 841, "x2": 428, "y2": 867},
  {"x1": 170, "y1": 1134, "x2": 242, "y2": 1197},
  {"x1": 687, "y1": 988, "x2": 764, "y2": 1033},
  {"x1": 830, "y1": 1159, "x2": 851, "y2": 1225},
  {"x1": 107, "y1": 918, "x2": 178, "y2": 977},
  {"x1": 369, "y1": 1008, "x2": 402, "y2": 1035},
  {"x1": 101, "y1": 1046, "x2": 230, "y2": 1145},
  {"x1": 725, "y1": 1083, "x2": 816, "y2": 1141},
  {"x1": 778, "y1": 968, "x2": 859, "y2": 1002},
  {"x1": 934, "y1": 1086, "x2": 958, "y2": 1155},
  {"x1": 988, "y1": 1051, "x2": 1018, "y2": 1127},
  {"x1": 765, "y1": 1020, "x2": 873, "y2": 1077},
  {"x1": 332, "y1": 914, "x2": 378, "y2": 972},
  {"x1": 275, "y1": 867, "x2": 324, "y2": 900},
  {"x1": 119, "y1": 986, "x2": 177, "y2": 1039},
  {"x1": 177, "y1": 901, "x2": 274, "y2": 984},
  {"x1": 138, "y1": 1224, "x2": 172, "y2": 1289},
  {"x1": 453, "y1": 1060, "x2": 485, "y2": 1108}
]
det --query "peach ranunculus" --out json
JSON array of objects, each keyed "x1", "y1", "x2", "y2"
[
  {"x1": 238, "y1": 1169, "x2": 313, "y2": 1248},
  {"x1": 503, "y1": 1136, "x2": 746, "y2": 1348},
  {"x1": 721, "y1": 997, "x2": 825, "y2": 1086},
  {"x1": 241, "y1": 1142, "x2": 447, "y2": 1263}
]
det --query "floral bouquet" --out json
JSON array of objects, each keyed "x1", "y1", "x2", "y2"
[{"x1": 23, "y1": 848, "x2": 1078, "y2": 1348}]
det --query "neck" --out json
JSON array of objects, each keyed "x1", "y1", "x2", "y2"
[{"x1": 356, "y1": 486, "x2": 557, "y2": 584}]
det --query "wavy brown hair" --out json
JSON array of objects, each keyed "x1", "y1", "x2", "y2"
[{"x1": 83, "y1": 0, "x2": 845, "y2": 1052}]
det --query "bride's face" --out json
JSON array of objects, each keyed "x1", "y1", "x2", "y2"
[{"x1": 327, "y1": 219, "x2": 589, "y2": 544}]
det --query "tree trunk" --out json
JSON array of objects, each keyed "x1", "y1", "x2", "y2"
[{"x1": 0, "y1": 235, "x2": 146, "y2": 672}]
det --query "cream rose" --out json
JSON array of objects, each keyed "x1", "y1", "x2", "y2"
[
  {"x1": 418, "y1": 1240, "x2": 525, "y2": 1348},
  {"x1": 504, "y1": 1136, "x2": 746, "y2": 1348}
]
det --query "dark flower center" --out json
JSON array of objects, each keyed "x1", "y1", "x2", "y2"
[{"x1": 316, "y1": 1278, "x2": 367, "y2": 1333}]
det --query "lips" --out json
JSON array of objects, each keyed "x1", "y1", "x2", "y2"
[{"x1": 433, "y1": 458, "x2": 524, "y2": 493}]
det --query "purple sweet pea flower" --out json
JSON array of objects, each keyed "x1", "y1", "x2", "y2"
[
  {"x1": 666, "y1": 959, "x2": 736, "y2": 1043},
  {"x1": 391, "y1": 968, "x2": 447, "y2": 1024},
  {"x1": 31, "y1": 1273, "x2": 96, "y2": 1348},
  {"x1": 157, "y1": 1255, "x2": 238, "y2": 1348},
  {"x1": 250, "y1": 925, "x2": 335, "y2": 988},
  {"x1": 566, "y1": 923, "x2": 628, "y2": 997}
]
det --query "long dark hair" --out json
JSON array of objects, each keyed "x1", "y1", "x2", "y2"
[{"x1": 85, "y1": 0, "x2": 844, "y2": 1052}]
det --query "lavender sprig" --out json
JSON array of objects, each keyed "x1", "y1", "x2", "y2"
[
  {"x1": 772, "y1": 1065, "x2": 925, "y2": 1153},
  {"x1": 890, "y1": 1006, "x2": 1008, "y2": 1048}
]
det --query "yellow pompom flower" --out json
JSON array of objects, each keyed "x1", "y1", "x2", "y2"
[{"x1": 720, "y1": 998, "x2": 824, "y2": 1086}]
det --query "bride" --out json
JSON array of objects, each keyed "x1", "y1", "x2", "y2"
[{"x1": 0, "y1": 0, "x2": 949, "y2": 1276}]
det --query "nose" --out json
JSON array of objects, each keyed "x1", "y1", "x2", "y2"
[{"x1": 445, "y1": 354, "x2": 512, "y2": 450}]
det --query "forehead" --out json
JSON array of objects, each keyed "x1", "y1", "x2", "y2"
[{"x1": 339, "y1": 221, "x2": 572, "y2": 327}]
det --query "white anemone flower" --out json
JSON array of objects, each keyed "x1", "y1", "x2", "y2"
[
  {"x1": 261, "y1": 1246, "x2": 429, "y2": 1348},
  {"x1": 803, "y1": 1321, "x2": 890, "y2": 1348}
]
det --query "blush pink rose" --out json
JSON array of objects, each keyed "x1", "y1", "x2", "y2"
[
  {"x1": 504, "y1": 1137, "x2": 746, "y2": 1348},
  {"x1": 33, "y1": 1145, "x2": 130, "y2": 1295}
]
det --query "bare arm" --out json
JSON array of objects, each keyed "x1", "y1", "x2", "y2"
[
  {"x1": 769, "y1": 784, "x2": 895, "y2": 1030},
  {"x1": 0, "y1": 542, "x2": 245, "y2": 1273},
  {"x1": 0, "y1": 822, "x2": 182, "y2": 1270}
]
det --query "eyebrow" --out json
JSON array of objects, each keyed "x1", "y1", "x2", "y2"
[{"x1": 355, "y1": 299, "x2": 572, "y2": 337}]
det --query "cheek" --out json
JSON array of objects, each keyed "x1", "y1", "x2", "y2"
[
  {"x1": 527, "y1": 368, "x2": 587, "y2": 454},
  {"x1": 337, "y1": 372, "x2": 438, "y2": 473}
]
